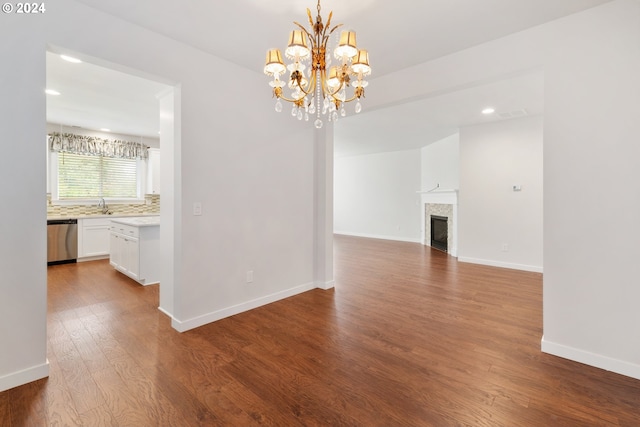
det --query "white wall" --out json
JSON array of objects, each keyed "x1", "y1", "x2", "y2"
[
  {"x1": 334, "y1": 149, "x2": 421, "y2": 242},
  {"x1": 365, "y1": 0, "x2": 639, "y2": 380},
  {"x1": 420, "y1": 133, "x2": 459, "y2": 191},
  {"x1": 542, "y1": 0, "x2": 640, "y2": 379},
  {"x1": 0, "y1": 0, "x2": 326, "y2": 391},
  {"x1": 0, "y1": 26, "x2": 48, "y2": 392},
  {"x1": 458, "y1": 116, "x2": 543, "y2": 272}
]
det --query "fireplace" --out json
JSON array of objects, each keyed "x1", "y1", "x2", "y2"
[
  {"x1": 430, "y1": 215, "x2": 448, "y2": 252},
  {"x1": 421, "y1": 191, "x2": 457, "y2": 256}
]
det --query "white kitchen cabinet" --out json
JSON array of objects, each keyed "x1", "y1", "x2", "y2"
[
  {"x1": 110, "y1": 231, "x2": 140, "y2": 280},
  {"x1": 146, "y1": 148, "x2": 161, "y2": 195},
  {"x1": 109, "y1": 217, "x2": 160, "y2": 285},
  {"x1": 78, "y1": 217, "x2": 112, "y2": 261}
]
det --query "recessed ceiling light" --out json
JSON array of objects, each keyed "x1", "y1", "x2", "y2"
[
  {"x1": 45, "y1": 89, "x2": 61, "y2": 95},
  {"x1": 100, "y1": 128, "x2": 111, "y2": 132},
  {"x1": 482, "y1": 107, "x2": 496, "y2": 115},
  {"x1": 60, "y1": 54, "x2": 82, "y2": 64}
]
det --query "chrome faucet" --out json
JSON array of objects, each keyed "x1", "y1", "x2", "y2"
[{"x1": 98, "y1": 197, "x2": 110, "y2": 214}]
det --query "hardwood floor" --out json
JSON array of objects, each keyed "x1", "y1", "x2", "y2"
[{"x1": 2, "y1": 235, "x2": 640, "y2": 426}]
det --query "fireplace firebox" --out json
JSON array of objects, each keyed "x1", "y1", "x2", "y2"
[{"x1": 430, "y1": 215, "x2": 448, "y2": 252}]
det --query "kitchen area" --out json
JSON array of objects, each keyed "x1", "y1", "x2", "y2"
[
  {"x1": 45, "y1": 51, "x2": 170, "y2": 286},
  {"x1": 46, "y1": 143, "x2": 162, "y2": 285}
]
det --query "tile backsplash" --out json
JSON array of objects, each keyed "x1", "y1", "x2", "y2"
[{"x1": 47, "y1": 194, "x2": 160, "y2": 217}]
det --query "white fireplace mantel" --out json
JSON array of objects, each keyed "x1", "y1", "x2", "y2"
[{"x1": 417, "y1": 189, "x2": 458, "y2": 205}]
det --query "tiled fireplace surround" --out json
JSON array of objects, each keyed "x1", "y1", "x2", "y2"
[{"x1": 421, "y1": 190, "x2": 458, "y2": 257}]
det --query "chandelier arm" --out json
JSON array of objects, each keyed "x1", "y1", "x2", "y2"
[
  {"x1": 293, "y1": 80, "x2": 315, "y2": 97},
  {"x1": 277, "y1": 94, "x2": 305, "y2": 104},
  {"x1": 325, "y1": 84, "x2": 343, "y2": 99},
  {"x1": 327, "y1": 24, "x2": 343, "y2": 37},
  {"x1": 308, "y1": 68, "x2": 318, "y2": 92},
  {"x1": 321, "y1": 75, "x2": 346, "y2": 98},
  {"x1": 322, "y1": 24, "x2": 342, "y2": 48},
  {"x1": 339, "y1": 93, "x2": 362, "y2": 103}
]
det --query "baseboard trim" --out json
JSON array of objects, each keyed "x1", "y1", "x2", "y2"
[
  {"x1": 541, "y1": 337, "x2": 640, "y2": 381},
  {"x1": 157, "y1": 305, "x2": 174, "y2": 319},
  {"x1": 171, "y1": 282, "x2": 317, "y2": 332},
  {"x1": 0, "y1": 360, "x2": 50, "y2": 392},
  {"x1": 77, "y1": 255, "x2": 109, "y2": 263},
  {"x1": 316, "y1": 280, "x2": 335, "y2": 290},
  {"x1": 457, "y1": 256, "x2": 543, "y2": 273},
  {"x1": 334, "y1": 231, "x2": 421, "y2": 244}
]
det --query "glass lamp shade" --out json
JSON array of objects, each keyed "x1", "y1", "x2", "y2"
[
  {"x1": 264, "y1": 49, "x2": 286, "y2": 76},
  {"x1": 285, "y1": 30, "x2": 310, "y2": 60},
  {"x1": 326, "y1": 66, "x2": 341, "y2": 89},
  {"x1": 334, "y1": 30, "x2": 358, "y2": 59},
  {"x1": 352, "y1": 50, "x2": 371, "y2": 75}
]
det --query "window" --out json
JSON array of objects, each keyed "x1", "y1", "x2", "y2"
[
  {"x1": 56, "y1": 152, "x2": 140, "y2": 200},
  {"x1": 48, "y1": 132, "x2": 148, "y2": 203}
]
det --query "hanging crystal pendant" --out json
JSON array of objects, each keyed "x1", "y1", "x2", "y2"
[
  {"x1": 297, "y1": 110, "x2": 303, "y2": 120},
  {"x1": 340, "y1": 108, "x2": 346, "y2": 117},
  {"x1": 309, "y1": 103, "x2": 316, "y2": 114},
  {"x1": 304, "y1": 112, "x2": 309, "y2": 121},
  {"x1": 355, "y1": 101, "x2": 362, "y2": 114},
  {"x1": 275, "y1": 99, "x2": 283, "y2": 113},
  {"x1": 314, "y1": 118, "x2": 323, "y2": 129},
  {"x1": 291, "y1": 106, "x2": 297, "y2": 116}
]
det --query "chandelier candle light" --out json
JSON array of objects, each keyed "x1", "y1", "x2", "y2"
[{"x1": 263, "y1": 0, "x2": 371, "y2": 129}]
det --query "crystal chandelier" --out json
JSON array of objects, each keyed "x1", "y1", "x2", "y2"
[{"x1": 263, "y1": 0, "x2": 371, "y2": 129}]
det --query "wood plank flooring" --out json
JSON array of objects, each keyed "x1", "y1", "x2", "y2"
[{"x1": 2, "y1": 235, "x2": 640, "y2": 426}]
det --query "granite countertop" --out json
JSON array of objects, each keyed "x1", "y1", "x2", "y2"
[{"x1": 110, "y1": 216, "x2": 160, "y2": 227}]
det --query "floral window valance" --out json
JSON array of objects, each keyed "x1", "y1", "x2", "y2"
[{"x1": 48, "y1": 132, "x2": 148, "y2": 159}]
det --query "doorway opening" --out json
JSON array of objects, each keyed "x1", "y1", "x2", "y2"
[{"x1": 46, "y1": 47, "x2": 179, "y2": 321}]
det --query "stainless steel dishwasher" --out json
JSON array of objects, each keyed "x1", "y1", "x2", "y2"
[{"x1": 47, "y1": 219, "x2": 78, "y2": 265}]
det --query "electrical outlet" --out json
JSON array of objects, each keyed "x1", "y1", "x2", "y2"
[
  {"x1": 246, "y1": 270, "x2": 254, "y2": 283},
  {"x1": 193, "y1": 202, "x2": 202, "y2": 216}
]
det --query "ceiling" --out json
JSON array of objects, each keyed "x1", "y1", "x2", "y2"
[
  {"x1": 334, "y1": 70, "x2": 544, "y2": 157},
  {"x1": 49, "y1": 0, "x2": 613, "y2": 151},
  {"x1": 46, "y1": 52, "x2": 169, "y2": 138}
]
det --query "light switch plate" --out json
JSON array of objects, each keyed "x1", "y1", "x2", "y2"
[{"x1": 193, "y1": 202, "x2": 202, "y2": 216}]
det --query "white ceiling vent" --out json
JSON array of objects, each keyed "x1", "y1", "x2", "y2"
[{"x1": 498, "y1": 109, "x2": 529, "y2": 119}]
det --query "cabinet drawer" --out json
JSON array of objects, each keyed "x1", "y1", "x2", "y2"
[
  {"x1": 81, "y1": 217, "x2": 113, "y2": 227},
  {"x1": 109, "y1": 223, "x2": 139, "y2": 238}
]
